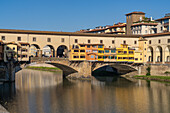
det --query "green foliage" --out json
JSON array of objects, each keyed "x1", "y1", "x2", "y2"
[
  {"x1": 146, "y1": 65, "x2": 151, "y2": 76},
  {"x1": 134, "y1": 75, "x2": 170, "y2": 80},
  {"x1": 165, "y1": 71, "x2": 170, "y2": 74},
  {"x1": 27, "y1": 66, "x2": 60, "y2": 70}
]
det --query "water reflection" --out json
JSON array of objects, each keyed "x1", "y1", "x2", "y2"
[
  {"x1": 0, "y1": 69, "x2": 170, "y2": 113},
  {"x1": 15, "y1": 69, "x2": 63, "y2": 91}
]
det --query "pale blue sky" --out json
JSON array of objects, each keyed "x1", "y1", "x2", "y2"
[{"x1": 0, "y1": 0, "x2": 169, "y2": 32}]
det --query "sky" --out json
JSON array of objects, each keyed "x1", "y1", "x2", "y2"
[{"x1": 0, "y1": 0, "x2": 170, "y2": 32}]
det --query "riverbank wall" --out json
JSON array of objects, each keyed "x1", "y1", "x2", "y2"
[
  {"x1": 0, "y1": 104, "x2": 9, "y2": 113},
  {"x1": 123, "y1": 64, "x2": 170, "y2": 77}
]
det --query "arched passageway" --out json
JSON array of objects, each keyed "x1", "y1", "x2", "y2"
[
  {"x1": 56, "y1": 45, "x2": 68, "y2": 58},
  {"x1": 42, "y1": 45, "x2": 55, "y2": 57},
  {"x1": 155, "y1": 46, "x2": 163, "y2": 62},
  {"x1": 147, "y1": 47, "x2": 153, "y2": 62},
  {"x1": 30, "y1": 44, "x2": 41, "y2": 57},
  {"x1": 165, "y1": 45, "x2": 170, "y2": 62}
]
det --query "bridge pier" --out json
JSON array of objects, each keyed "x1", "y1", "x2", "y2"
[
  {"x1": 6, "y1": 61, "x2": 16, "y2": 82},
  {"x1": 78, "y1": 61, "x2": 92, "y2": 77}
]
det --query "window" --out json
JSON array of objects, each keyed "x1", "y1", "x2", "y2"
[
  {"x1": 22, "y1": 55, "x2": 27, "y2": 58},
  {"x1": 88, "y1": 40, "x2": 90, "y2": 43},
  {"x1": 161, "y1": 27, "x2": 163, "y2": 31},
  {"x1": 17, "y1": 37, "x2": 21, "y2": 41},
  {"x1": 33, "y1": 37, "x2": 36, "y2": 42},
  {"x1": 80, "y1": 45, "x2": 85, "y2": 47},
  {"x1": 74, "y1": 50, "x2": 79, "y2": 52},
  {"x1": 129, "y1": 51, "x2": 133, "y2": 54},
  {"x1": 1, "y1": 36, "x2": 5, "y2": 40},
  {"x1": 100, "y1": 40, "x2": 103, "y2": 44},
  {"x1": 92, "y1": 45, "x2": 97, "y2": 48},
  {"x1": 149, "y1": 40, "x2": 151, "y2": 44},
  {"x1": 6, "y1": 47, "x2": 9, "y2": 50},
  {"x1": 111, "y1": 50, "x2": 116, "y2": 53},
  {"x1": 87, "y1": 45, "x2": 90, "y2": 48},
  {"x1": 123, "y1": 40, "x2": 126, "y2": 44},
  {"x1": 129, "y1": 57, "x2": 134, "y2": 60},
  {"x1": 123, "y1": 57, "x2": 127, "y2": 59},
  {"x1": 105, "y1": 50, "x2": 109, "y2": 53},
  {"x1": 91, "y1": 55, "x2": 94, "y2": 58},
  {"x1": 98, "y1": 50, "x2": 104, "y2": 53},
  {"x1": 98, "y1": 56, "x2": 103, "y2": 59},
  {"x1": 75, "y1": 39, "x2": 78, "y2": 43},
  {"x1": 47, "y1": 38, "x2": 51, "y2": 42},
  {"x1": 13, "y1": 47, "x2": 15, "y2": 50},
  {"x1": 73, "y1": 56, "x2": 79, "y2": 58},
  {"x1": 145, "y1": 30, "x2": 147, "y2": 33},
  {"x1": 93, "y1": 50, "x2": 98, "y2": 53},
  {"x1": 168, "y1": 39, "x2": 170, "y2": 43},
  {"x1": 80, "y1": 56, "x2": 85, "y2": 58},
  {"x1": 158, "y1": 40, "x2": 161, "y2": 43},
  {"x1": 134, "y1": 41, "x2": 137, "y2": 44},
  {"x1": 118, "y1": 57, "x2": 122, "y2": 59},
  {"x1": 135, "y1": 58, "x2": 138, "y2": 61},
  {"x1": 112, "y1": 40, "x2": 115, "y2": 44},
  {"x1": 124, "y1": 51, "x2": 127, "y2": 54},
  {"x1": 61, "y1": 38, "x2": 64, "y2": 42},
  {"x1": 80, "y1": 50, "x2": 85, "y2": 52},
  {"x1": 145, "y1": 42, "x2": 146, "y2": 44},
  {"x1": 98, "y1": 45, "x2": 103, "y2": 48},
  {"x1": 140, "y1": 58, "x2": 142, "y2": 60}
]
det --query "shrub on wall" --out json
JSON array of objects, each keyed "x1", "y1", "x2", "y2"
[{"x1": 146, "y1": 65, "x2": 151, "y2": 76}]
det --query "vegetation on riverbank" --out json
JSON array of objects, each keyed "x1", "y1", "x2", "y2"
[
  {"x1": 133, "y1": 75, "x2": 170, "y2": 82},
  {"x1": 26, "y1": 66, "x2": 61, "y2": 72}
]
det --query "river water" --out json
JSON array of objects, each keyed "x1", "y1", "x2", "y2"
[{"x1": 0, "y1": 69, "x2": 170, "y2": 113}]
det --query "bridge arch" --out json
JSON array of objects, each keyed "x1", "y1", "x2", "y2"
[
  {"x1": 48, "y1": 62, "x2": 78, "y2": 76},
  {"x1": 30, "y1": 44, "x2": 41, "y2": 57},
  {"x1": 92, "y1": 63, "x2": 138, "y2": 76},
  {"x1": 165, "y1": 45, "x2": 170, "y2": 62},
  {"x1": 155, "y1": 46, "x2": 163, "y2": 62},
  {"x1": 56, "y1": 45, "x2": 68, "y2": 58},
  {"x1": 43, "y1": 45, "x2": 55, "y2": 57},
  {"x1": 147, "y1": 46, "x2": 153, "y2": 62}
]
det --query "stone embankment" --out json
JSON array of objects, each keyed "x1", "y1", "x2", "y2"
[{"x1": 0, "y1": 104, "x2": 9, "y2": 113}]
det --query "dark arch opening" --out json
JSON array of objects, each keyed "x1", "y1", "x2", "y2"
[
  {"x1": 92, "y1": 65, "x2": 119, "y2": 76},
  {"x1": 156, "y1": 46, "x2": 163, "y2": 62},
  {"x1": 147, "y1": 46, "x2": 153, "y2": 62},
  {"x1": 56, "y1": 45, "x2": 68, "y2": 58},
  {"x1": 43, "y1": 45, "x2": 55, "y2": 57}
]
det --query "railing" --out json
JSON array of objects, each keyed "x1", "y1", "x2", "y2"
[{"x1": 31, "y1": 57, "x2": 69, "y2": 62}]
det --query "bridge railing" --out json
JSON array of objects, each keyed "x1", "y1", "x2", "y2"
[{"x1": 31, "y1": 57, "x2": 69, "y2": 62}]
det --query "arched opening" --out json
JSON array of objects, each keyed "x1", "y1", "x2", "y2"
[
  {"x1": 165, "y1": 45, "x2": 170, "y2": 62},
  {"x1": 155, "y1": 46, "x2": 163, "y2": 62},
  {"x1": 92, "y1": 65, "x2": 118, "y2": 76},
  {"x1": 42, "y1": 45, "x2": 55, "y2": 57},
  {"x1": 147, "y1": 47, "x2": 153, "y2": 62},
  {"x1": 56, "y1": 45, "x2": 68, "y2": 58},
  {"x1": 30, "y1": 44, "x2": 41, "y2": 57}
]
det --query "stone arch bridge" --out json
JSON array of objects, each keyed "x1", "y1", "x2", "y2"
[{"x1": 31, "y1": 58, "x2": 140, "y2": 77}]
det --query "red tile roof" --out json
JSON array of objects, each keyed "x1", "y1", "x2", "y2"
[
  {"x1": 131, "y1": 23, "x2": 158, "y2": 26},
  {"x1": 126, "y1": 11, "x2": 145, "y2": 16},
  {"x1": 155, "y1": 16, "x2": 170, "y2": 21},
  {"x1": 108, "y1": 24, "x2": 126, "y2": 28}
]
